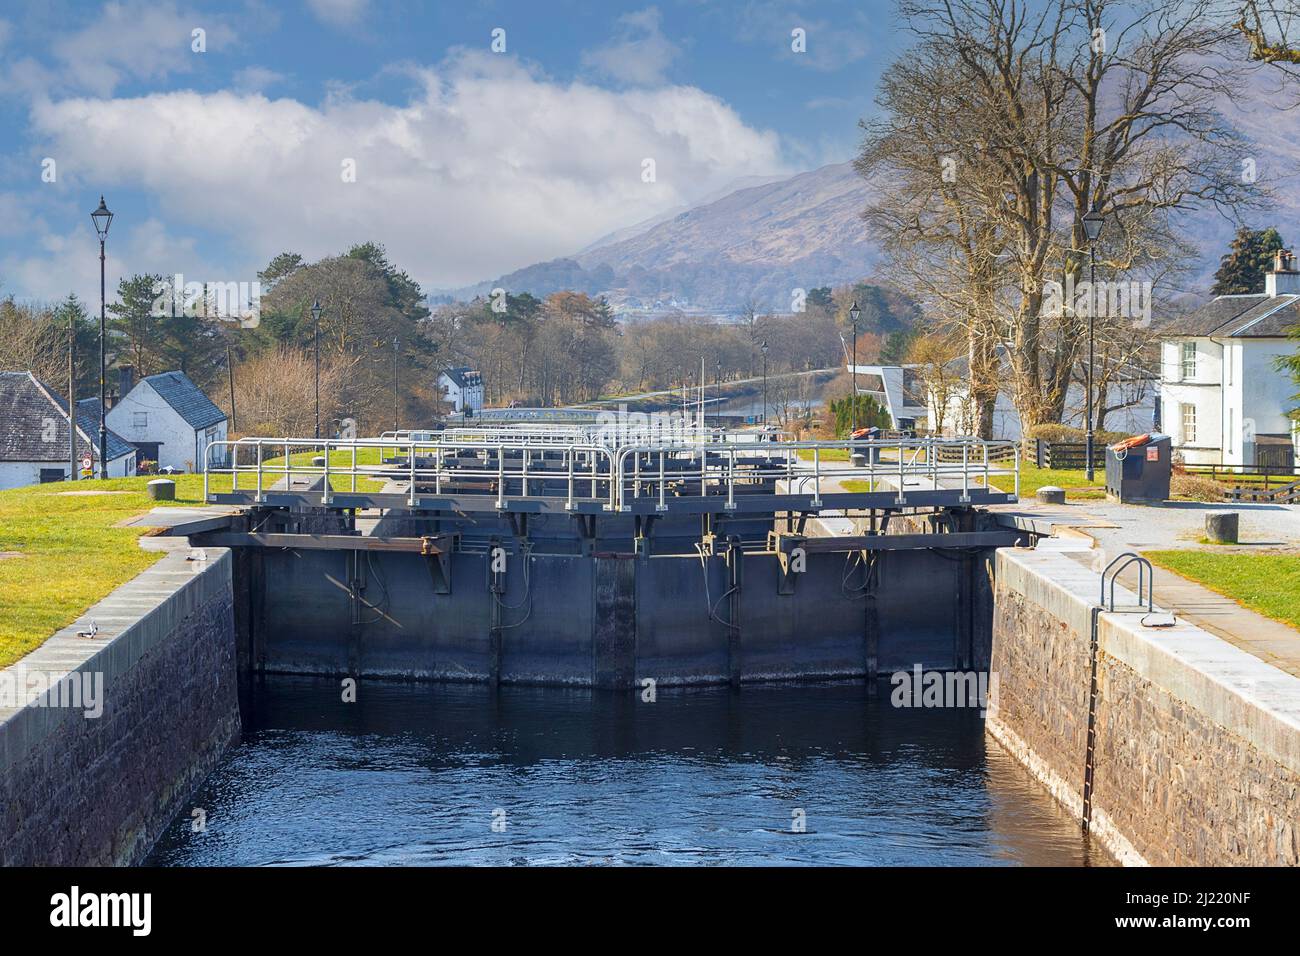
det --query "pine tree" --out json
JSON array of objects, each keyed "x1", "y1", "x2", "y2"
[{"x1": 1211, "y1": 227, "x2": 1286, "y2": 295}]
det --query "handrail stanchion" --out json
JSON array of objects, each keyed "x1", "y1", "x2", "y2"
[
  {"x1": 408, "y1": 441, "x2": 417, "y2": 506},
  {"x1": 658, "y1": 449, "x2": 667, "y2": 512},
  {"x1": 255, "y1": 441, "x2": 264, "y2": 503},
  {"x1": 321, "y1": 441, "x2": 331, "y2": 505},
  {"x1": 566, "y1": 446, "x2": 575, "y2": 510},
  {"x1": 496, "y1": 446, "x2": 506, "y2": 510},
  {"x1": 351, "y1": 443, "x2": 357, "y2": 493},
  {"x1": 727, "y1": 446, "x2": 736, "y2": 510}
]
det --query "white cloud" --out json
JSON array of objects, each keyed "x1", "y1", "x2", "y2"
[
  {"x1": 306, "y1": 0, "x2": 368, "y2": 28},
  {"x1": 582, "y1": 7, "x2": 682, "y2": 86},
  {"x1": 6, "y1": 1, "x2": 238, "y2": 97},
  {"x1": 27, "y1": 52, "x2": 788, "y2": 290},
  {"x1": 232, "y1": 65, "x2": 287, "y2": 93}
]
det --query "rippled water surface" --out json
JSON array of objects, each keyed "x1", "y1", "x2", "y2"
[{"x1": 149, "y1": 677, "x2": 1106, "y2": 866}]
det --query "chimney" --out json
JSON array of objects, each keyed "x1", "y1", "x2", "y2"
[
  {"x1": 1265, "y1": 249, "x2": 1300, "y2": 296},
  {"x1": 118, "y1": 365, "x2": 134, "y2": 400}
]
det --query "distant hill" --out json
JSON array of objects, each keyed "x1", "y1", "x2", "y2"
[
  {"x1": 452, "y1": 69, "x2": 1300, "y2": 315},
  {"x1": 451, "y1": 163, "x2": 883, "y2": 314}
]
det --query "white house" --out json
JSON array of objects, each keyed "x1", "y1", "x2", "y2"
[
  {"x1": 922, "y1": 358, "x2": 1156, "y2": 440},
  {"x1": 0, "y1": 371, "x2": 136, "y2": 489},
  {"x1": 1157, "y1": 250, "x2": 1300, "y2": 469},
  {"x1": 107, "y1": 370, "x2": 228, "y2": 473},
  {"x1": 438, "y1": 366, "x2": 484, "y2": 415},
  {"x1": 846, "y1": 364, "x2": 929, "y2": 430}
]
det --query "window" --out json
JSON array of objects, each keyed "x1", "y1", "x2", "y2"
[
  {"x1": 39, "y1": 468, "x2": 65, "y2": 484},
  {"x1": 1181, "y1": 341, "x2": 1197, "y2": 380},
  {"x1": 132, "y1": 412, "x2": 148, "y2": 428},
  {"x1": 1181, "y1": 403, "x2": 1197, "y2": 444}
]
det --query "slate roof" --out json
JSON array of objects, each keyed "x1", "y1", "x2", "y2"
[
  {"x1": 1159, "y1": 294, "x2": 1300, "y2": 338},
  {"x1": 441, "y1": 366, "x2": 482, "y2": 389},
  {"x1": 0, "y1": 371, "x2": 133, "y2": 463},
  {"x1": 140, "y1": 371, "x2": 226, "y2": 429},
  {"x1": 76, "y1": 398, "x2": 136, "y2": 461}
]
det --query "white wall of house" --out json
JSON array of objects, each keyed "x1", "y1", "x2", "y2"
[
  {"x1": 0, "y1": 453, "x2": 136, "y2": 490},
  {"x1": 106, "y1": 381, "x2": 227, "y2": 472},
  {"x1": 931, "y1": 380, "x2": 1155, "y2": 440},
  {"x1": 438, "y1": 373, "x2": 484, "y2": 414},
  {"x1": 1159, "y1": 336, "x2": 1297, "y2": 466}
]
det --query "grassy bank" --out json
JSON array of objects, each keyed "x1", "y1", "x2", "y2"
[
  {"x1": 1145, "y1": 550, "x2": 1300, "y2": 631},
  {"x1": 0, "y1": 476, "x2": 210, "y2": 668}
]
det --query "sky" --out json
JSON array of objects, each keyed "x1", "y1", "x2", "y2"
[{"x1": 0, "y1": 0, "x2": 901, "y2": 306}]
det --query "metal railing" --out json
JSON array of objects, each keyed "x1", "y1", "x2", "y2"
[{"x1": 205, "y1": 435, "x2": 1020, "y2": 511}]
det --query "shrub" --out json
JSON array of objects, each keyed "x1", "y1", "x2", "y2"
[
  {"x1": 1171, "y1": 471, "x2": 1227, "y2": 502},
  {"x1": 1027, "y1": 423, "x2": 1130, "y2": 446}
]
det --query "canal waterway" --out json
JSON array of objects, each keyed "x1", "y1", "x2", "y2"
[{"x1": 148, "y1": 677, "x2": 1105, "y2": 866}]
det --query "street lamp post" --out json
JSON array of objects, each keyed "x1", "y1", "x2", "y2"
[
  {"x1": 760, "y1": 340, "x2": 769, "y2": 428},
  {"x1": 1082, "y1": 206, "x2": 1105, "y2": 482},
  {"x1": 311, "y1": 299, "x2": 322, "y2": 440},
  {"x1": 715, "y1": 359, "x2": 722, "y2": 417},
  {"x1": 848, "y1": 301, "x2": 861, "y2": 433},
  {"x1": 90, "y1": 197, "x2": 113, "y2": 479}
]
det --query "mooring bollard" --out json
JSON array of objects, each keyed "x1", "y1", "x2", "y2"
[
  {"x1": 1036, "y1": 485, "x2": 1066, "y2": 505},
  {"x1": 1205, "y1": 511, "x2": 1239, "y2": 544},
  {"x1": 312, "y1": 456, "x2": 326, "y2": 468},
  {"x1": 147, "y1": 478, "x2": 176, "y2": 501}
]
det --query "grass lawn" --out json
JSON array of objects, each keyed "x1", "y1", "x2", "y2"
[
  {"x1": 1145, "y1": 550, "x2": 1300, "y2": 631},
  {"x1": 0, "y1": 475, "x2": 209, "y2": 668},
  {"x1": 990, "y1": 463, "x2": 1106, "y2": 500}
]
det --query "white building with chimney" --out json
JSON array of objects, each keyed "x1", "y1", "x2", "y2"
[
  {"x1": 1157, "y1": 250, "x2": 1300, "y2": 469},
  {"x1": 438, "y1": 367, "x2": 484, "y2": 415}
]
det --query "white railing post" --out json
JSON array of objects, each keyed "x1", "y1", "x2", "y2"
[
  {"x1": 408, "y1": 441, "x2": 417, "y2": 506},
  {"x1": 255, "y1": 441, "x2": 264, "y2": 504}
]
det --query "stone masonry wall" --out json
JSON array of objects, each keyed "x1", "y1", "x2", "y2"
[
  {"x1": 0, "y1": 546, "x2": 240, "y2": 865},
  {"x1": 989, "y1": 547, "x2": 1300, "y2": 867}
]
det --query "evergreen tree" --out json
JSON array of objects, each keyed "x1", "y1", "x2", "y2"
[{"x1": 1211, "y1": 227, "x2": 1285, "y2": 295}]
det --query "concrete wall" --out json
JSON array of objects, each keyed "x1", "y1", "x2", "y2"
[
  {"x1": 988, "y1": 547, "x2": 1300, "y2": 866},
  {"x1": 0, "y1": 545, "x2": 240, "y2": 865}
]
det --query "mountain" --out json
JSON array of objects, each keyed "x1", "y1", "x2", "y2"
[
  {"x1": 452, "y1": 162, "x2": 882, "y2": 314},
  {"x1": 453, "y1": 68, "x2": 1300, "y2": 316}
]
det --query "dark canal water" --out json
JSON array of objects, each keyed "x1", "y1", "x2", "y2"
[{"x1": 148, "y1": 677, "x2": 1106, "y2": 866}]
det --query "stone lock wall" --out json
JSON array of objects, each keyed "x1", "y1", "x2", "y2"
[
  {"x1": 988, "y1": 547, "x2": 1300, "y2": 867},
  {"x1": 0, "y1": 546, "x2": 241, "y2": 866}
]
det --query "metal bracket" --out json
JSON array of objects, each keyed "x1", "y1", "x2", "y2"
[{"x1": 421, "y1": 535, "x2": 452, "y2": 594}]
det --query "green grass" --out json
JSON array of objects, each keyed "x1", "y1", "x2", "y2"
[
  {"x1": 1145, "y1": 550, "x2": 1300, "y2": 631},
  {"x1": 0, "y1": 475, "x2": 209, "y2": 668},
  {"x1": 991, "y1": 463, "x2": 1105, "y2": 500}
]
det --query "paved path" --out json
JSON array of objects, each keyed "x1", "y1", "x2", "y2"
[{"x1": 992, "y1": 497, "x2": 1300, "y2": 679}]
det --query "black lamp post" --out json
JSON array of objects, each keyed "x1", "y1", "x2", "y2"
[
  {"x1": 90, "y1": 196, "x2": 113, "y2": 479},
  {"x1": 392, "y1": 336, "x2": 400, "y2": 431},
  {"x1": 715, "y1": 358, "x2": 722, "y2": 416},
  {"x1": 310, "y1": 299, "x2": 322, "y2": 439},
  {"x1": 1082, "y1": 206, "x2": 1105, "y2": 481},
  {"x1": 760, "y1": 340, "x2": 769, "y2": 428},
  {"x1": 848, "y1": 300, "x2": 862, "y2": 433}
]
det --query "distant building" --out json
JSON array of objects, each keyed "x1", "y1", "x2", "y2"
[
  {"x1": 922, "y1": 357, "x2": 1156, "y2": 440},
  {"x1": 1157, "y1": 251, "x2": 1300, "y2": 469},
  {"x1": 0, "y1": 371, "x2": 136, "y2": 489},
  {"x1": 107, "y1": 369, "x2": 228, "y2": 473},
  {"x1": 438, "y1": 366, "x2": 484, "y2": 415},
  {"x1": 846, "y1": 364, "x2": 929, "y2": 430}
]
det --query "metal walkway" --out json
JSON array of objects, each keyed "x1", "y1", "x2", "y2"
[{"x1": 204, "y1": 434, "x2": 1019, "y2": 515}]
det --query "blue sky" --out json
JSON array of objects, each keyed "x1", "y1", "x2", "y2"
[{"x1": 0, "y1": 0, "x2": 900, "y2": 305}]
